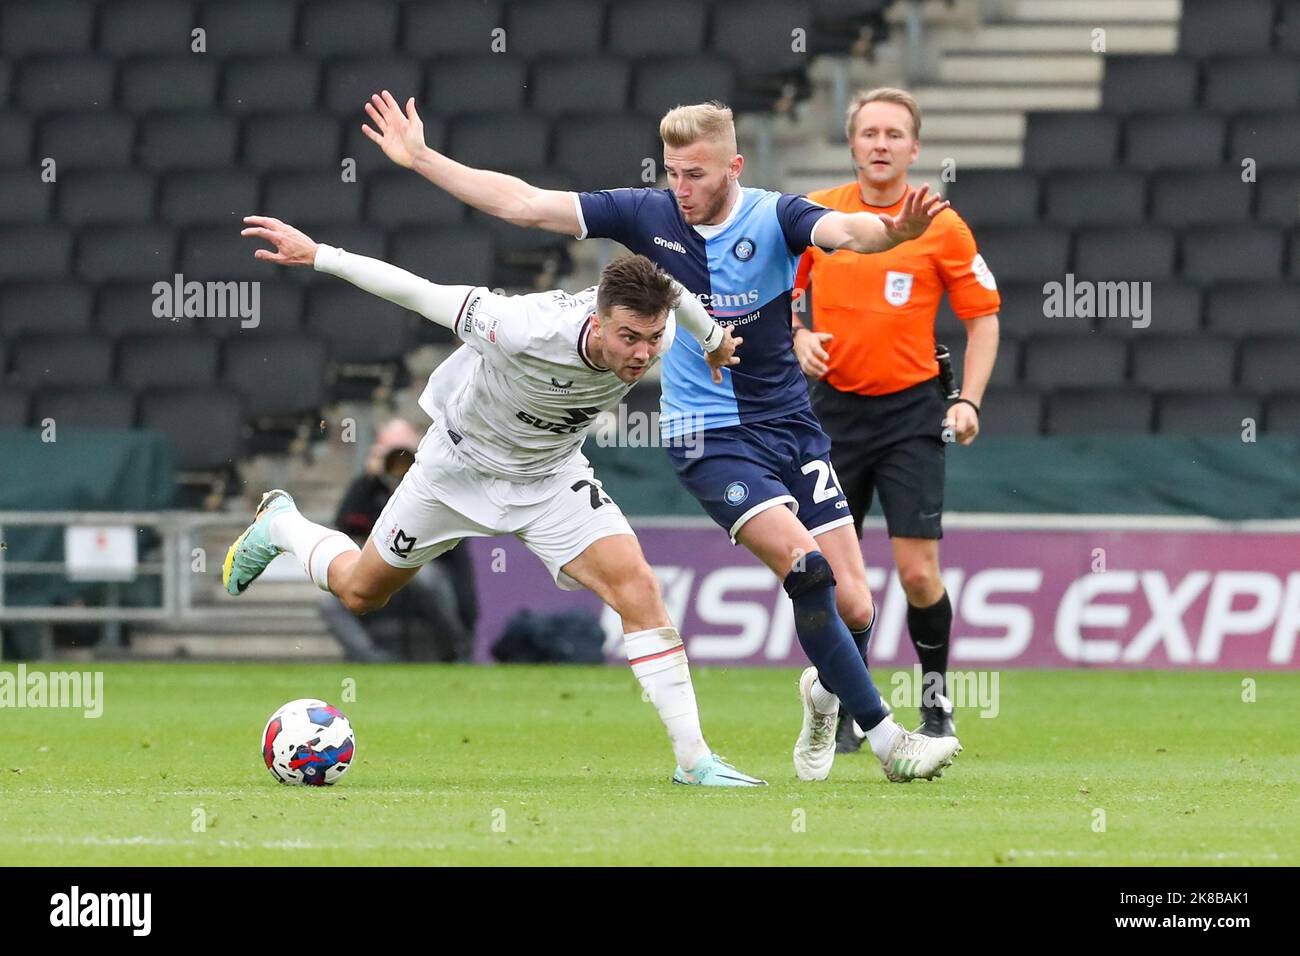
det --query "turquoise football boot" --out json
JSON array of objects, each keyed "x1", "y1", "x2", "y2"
[
  {"x1": 672, "y1": 754, "x2": 767, "y2": 787},
  {"x1": 222, "y1": 489, "x2": 296, "y2": 596}
]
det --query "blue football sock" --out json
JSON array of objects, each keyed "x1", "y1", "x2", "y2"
[
  {"x1": 850, "y1": 604, "x2": 876, "y2": 667},
  {"x1": 784, "y1": 552, "x2": 888, "y2": 731}
]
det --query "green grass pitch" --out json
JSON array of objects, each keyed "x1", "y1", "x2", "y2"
[{"x1": 1, "y1": 663, "x2": 1296, "y2": 866}]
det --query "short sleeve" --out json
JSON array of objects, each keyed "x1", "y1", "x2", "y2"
[
  {"x1": 936, "y1": 213, "x2": 1002, "y2": 320},
  {"x1": 574, "y1": 188, "x2": 647, "y2": 244},
  {"x1": 453, "y1": 287, "x2": 531, "y2": 356},
  {"x1": 776, "y1": 193, "x2": 833, "y2": 256}
]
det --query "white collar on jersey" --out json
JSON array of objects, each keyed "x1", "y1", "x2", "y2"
[
  {"x1": 690, "y1": 182, "x2": 745, "y2": 240},
  {"x1": 577, "y1": 313, "x2": 610, "y2": 372}
]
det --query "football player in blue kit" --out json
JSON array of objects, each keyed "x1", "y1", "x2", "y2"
[{"x1": 362, "y1": 90, "x2": 961, "y2": 783}]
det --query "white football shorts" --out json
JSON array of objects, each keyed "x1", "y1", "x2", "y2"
[{"x1": 369, "y1": 420, "x2": 634, "y2": 590}]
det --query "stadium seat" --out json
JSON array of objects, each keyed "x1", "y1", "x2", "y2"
[
  {"x1": 709, "y1": 1, "x2": 815, "y2": 78},
  {"x1": 532, "y1": 58, "x2": 630, "y2": 116},
  {"x1": 322, "y1": 57, "x2": 423, "y2": 115},
  {"x1": 1256, "y1": 169, "x2": 1300, "y2": 225},
  {"x1": 1264, "y1": 393, "x2": 1300, "y2": 432},
  {"x1": 1045, "y1": 389, "x2": 1154, "y2": 435},
  {"x1": 76, "y1": 225, "x2": 178, "y2": 282},
  {"x1": 98, "y1": 0, "x2": 197, "y2": 57},
  {"x1": 1178, "y1": 0, "x2": 1277, "y2": 56},
  {"x1": 1101, "y1": 56, "x2": 1198, "y2": 113},
  {"x1": 201, "y1": 280, "x2": 303, "y2": 338},
  {"x1": 1205, "y1": 283, "x2": 1300, "y2": 337},
  {"x1": 1240, "y1": 339, "x2": 1300, "y2": 393},
  {"x1": 364, "y1": 170, "x2": 465, "y2": 226},
  {"x1": 970, "y1": 226, "x2": 1070, "y2": 283},
  {"x1": 401, "y1": 0, "x2": 504, "y2": 57},
  {"x1": 1150, "y1": 170, "x2": 1254, "y2": 227},
  {"x1": 389, "y1": 225, "x2": 496, "y2": 287},
  {"x1": 1280, "y1": 0, "x2": 1300, "y2": 54},
  {"x1": 1290, "y1": 228, "x2": 1300, "y2": 277},
  {"x1": 425, "y1": 57, "x2": 529, "y2": 116},
  {"x1": 945, "y1": 336, "x2": 1021, "y2": 390},
  {"x1": 1073, "y1": 226, "x2": 1178, "y2": 281},
  {"x1": 981, "y1": 387, "x2": 1043, "y2": 435},
  {"x1": 1043, "y1": 170, "x2": 1146, "y2": 227},
  {"x1": 1022, "y1": 113, "x2": 1120, "y2": 170},
  {"x1": 1022, "y1": 335, "x2": 1128, "y2": 389},
  {"x1": 0, "y1": 387, "x2": 31, "y2": 428},
  {"x1": 1230, "y1": 114, "x2": 1300, "y2": 169},
  {"x1": 262, "y1": 171, "x2": 365, "y2": 224},
  {"x1": 222, "y1": 58, "x2": 322, "y2": 114},
  {"x1": 32, "y1": 386, "x2": 138, "y2": 430},
  {"x1": 15, "y1": 57, "x2": 115, "y2": 111},
  {"x1": 1094, "y1": 281, "x2": 1202, "y2": 338},
  {"x1": 944, "y1": 170, "x2": 1041, "y2": 228},
  {"x1": 0, "y1": 281, "x2": 95, "y2": 337},
  {"x1": 0, "y1": 225, "x2": 74, "y2": 280},
  {"x1": 1156, "y1": 393, "x2": 1262, "y2": 436},
  {"x1": 1181, "y1": 226, "x2": 1285, "y2": 284},
  {"x1": 505, "y1": 0, "x2": 607, "y2": 57},
  {"x1": 120, "y1": 58, "x2": 218, "y2": 112},
  {"x1": 448, "y1": 113, "x2": 551, "y2": 173},
  {"x1": 983, "y1": 282, "x2": 1095, "y2": 340},
  {"x1": 287, "y1": 223, "x2": 387, "y2": 279},
  {"x1": 96, "y1": 281, "x2": 200, "y2": 338},
  {"x1": 37, "y1": 113, "x2": 136, "y2": 170},
  {"x1": 178, "y1": 225, "x2": 267, "y2": 281},
  {"x1": 10, "y1": 334, "x2": 114, "y2": 387},
  {"x1": 303, "y1": 284, "x2": 411, "y2": 363},
  {"x1": 158, "y1": 170, "x2": 261, "y2": 226},
  {"x1": 0, "y1": 1, "x2": 96, "y2": 57},
  {"x1": 243, "y1": 114, "x2": 342, "y2": 171},
  {"x1": 553, "y1": 113, "x2": 664, "y2": 188},
  {"x1": 1131, "y1": 336, "x2": 1238, "y2": 392},
  {"x1": 0, "y1": 170, "x2": 53, "y2": 223},
  {"x1": 343, "y1": 116, "x2": 446, "y2": 174},
  {"x1": 57, "y1": 170, "x2": 157, "y2": 225},
  {"x1": 0, "y1": 59, "x2": 8, "y2": 107},
  {"x1": 118, "y1": 334, "x2": 221, "y2": 390},
  {"x1": 221, "y1": 336, "x2": 330, "y2": 418},
  {"x1": 1124, "y1": 114, "x2": 1226, "y2": 170},
  {"x1": 300, "y1": 0, "x2": 399, "y2": 56},
  {"x1": 632, "y1": 58, "x2": 739, "y2": 122},
  {"x1": 609, "y1": 1, "x2": 708, "y2": 56},
  {"x1": 137, "y1": 387, "x2": 245, "y2": 472},
  {"x1": 0, "y1": 113, "x2": 34, "y2": 166},
  {"x1": 1203, "y1": 57, "x2": 1300, "y2": 113},
  {"x1": 137, "y1": 115, "x2": 239, "y2": 171},
  {"x1": 197, "y1": 0, "x2": 299, "y2": 56}
]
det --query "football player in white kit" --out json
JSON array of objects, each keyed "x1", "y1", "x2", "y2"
[{"x1": 225, "y1": 215, "x2": 765, "y2": 786}]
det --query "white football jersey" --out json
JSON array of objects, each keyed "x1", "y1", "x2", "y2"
[{"x1": 418, "y1": 285, "x2": 677, "y2": 481}]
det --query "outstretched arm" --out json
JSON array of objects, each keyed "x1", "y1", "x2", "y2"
[
  {"x1": 361, "y1": 90, "x2": 580, "y2": 235},
  {"x1": 812, "y1": 184, "x2": 950, "y2": 254},
  {"x1": 242, "y1": 216, "x2": 474, "y2": 329}
]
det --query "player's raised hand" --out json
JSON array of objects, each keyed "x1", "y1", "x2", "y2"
[
  {"x1": 362, "y1": 91, "x2": 427, "y2": 170},
  {"x1": 793, "y1": 327, "x2": 834, "y2": 379},
  {"x1": 241, "y1": 216, "x2": 318, "y2": 266},
  {"x1": 706, "y1": 326, "x2": 743, "y2": 384},
  {"x1": 880, "y1": 184, "x2": 949, "y2": 246}
]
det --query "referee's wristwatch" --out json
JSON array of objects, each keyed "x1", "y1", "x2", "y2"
[{"x1": 949, "y1": 397, "x2": 980, "y2": 417}]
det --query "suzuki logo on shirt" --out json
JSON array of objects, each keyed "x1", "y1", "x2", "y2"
[
  {"x1": 653, "y1": 236, "x2": 687, "y2": 254},
  {"x1": 885, "y1": 271, "x2": 914, "y2": 307}
]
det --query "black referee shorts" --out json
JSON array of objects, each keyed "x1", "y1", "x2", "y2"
[{"x1": 810, "y1": 377, "x2": 948, "y2": 540}]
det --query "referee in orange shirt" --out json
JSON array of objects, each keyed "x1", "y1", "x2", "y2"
[{"x1": 793, "y1": 88, "x2": 1000, "y2": 748}]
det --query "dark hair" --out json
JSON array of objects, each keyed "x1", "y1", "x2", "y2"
[{"x1": 596, "y1": 255, "x2": 680, "y2": 322}]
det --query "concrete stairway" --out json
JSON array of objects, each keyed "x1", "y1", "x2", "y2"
[{"x1": 778, "y1": 0, "x2": 1181, "y2": 195}]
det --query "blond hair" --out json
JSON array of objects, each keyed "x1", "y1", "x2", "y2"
[
  {"x1": 659, "y1": 101, "x2": 737, "y2": 151},
  {"x1": 845, "y1": 87, "x2": 921, "y2": 140}
]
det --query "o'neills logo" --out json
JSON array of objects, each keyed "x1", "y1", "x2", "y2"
[{"x1": 653, "y1": 235, "x2": 687, "y2": 254}]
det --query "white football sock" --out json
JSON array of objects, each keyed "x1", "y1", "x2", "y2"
[
  {"x1": 268, "y1": 507, "x2": 359, "y2": 593},
  {"x1": 810, "y1": 675, "x2": 839, "y2": 715},
  {"x1": 866, "y1": 716, "x2": 907, "y2": 762},
  {"x1": 624, "y1": 626, "x2": 711, "y2": 769}
]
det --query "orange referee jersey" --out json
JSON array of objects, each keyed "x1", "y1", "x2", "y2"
[{"x1": 794, "y1": 182, "x2": 1001, "y2": 397}]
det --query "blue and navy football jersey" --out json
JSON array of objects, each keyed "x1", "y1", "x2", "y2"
[{"x1": 576, "y1": 187, "x2": 832, "y2": 438}]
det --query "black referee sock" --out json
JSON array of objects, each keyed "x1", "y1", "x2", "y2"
[{"x1": 907, "y1": 591, "x2": 952, "y2": 703}]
